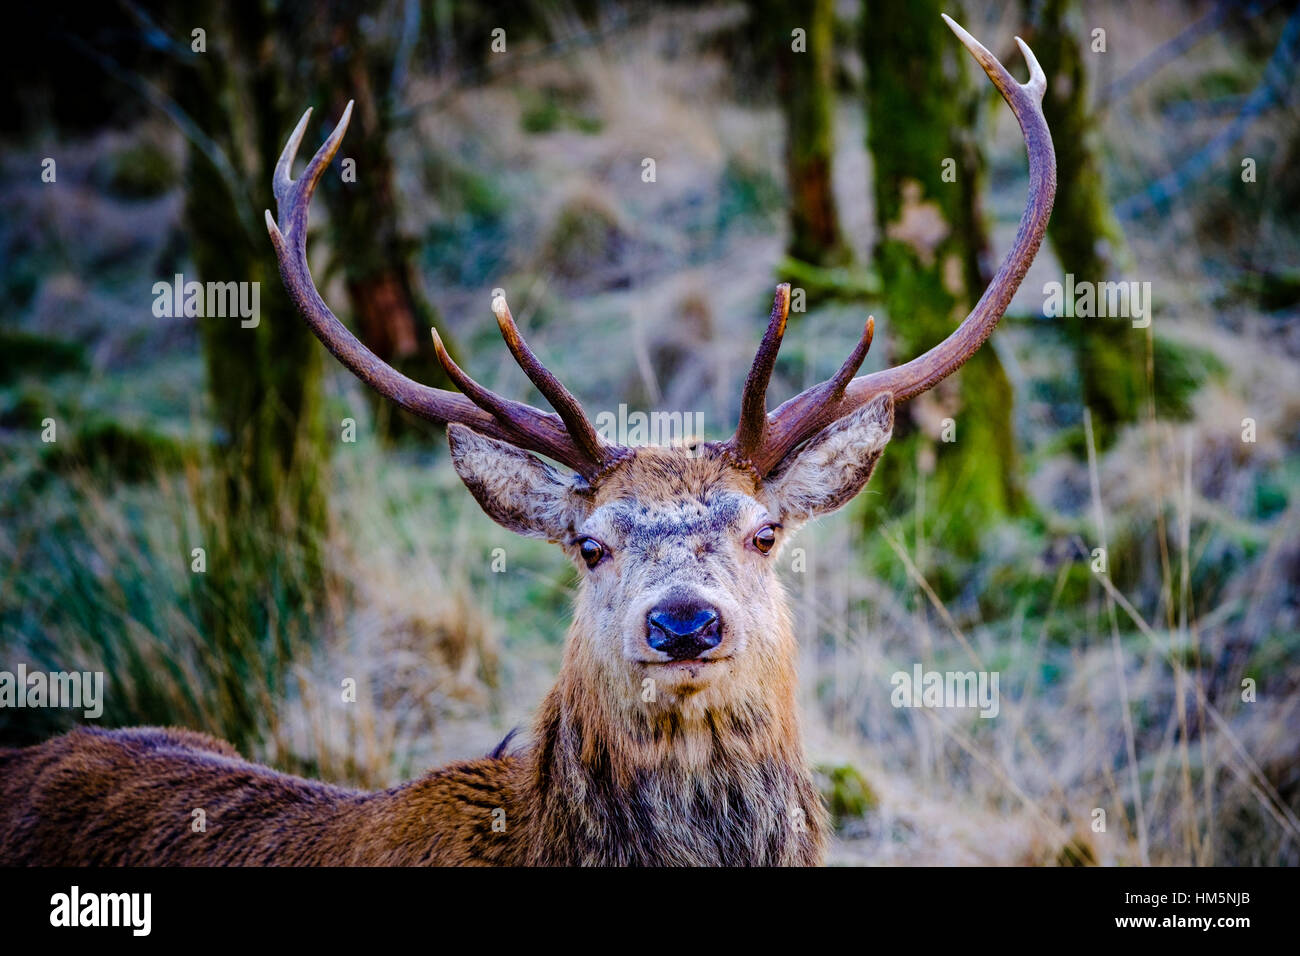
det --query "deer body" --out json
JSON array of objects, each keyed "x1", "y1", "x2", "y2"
[
  {"x1": 0, "y1": 717, "x2": 819, "y2": 866},
  {"x1": 0, "y1": 18, "x2": 1053, "y2": 867}
]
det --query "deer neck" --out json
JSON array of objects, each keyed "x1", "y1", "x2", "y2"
[{"x1": 518, "y1": 622, "x2": 828, "y2": 866}]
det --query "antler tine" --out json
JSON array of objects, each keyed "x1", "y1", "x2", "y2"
[
  {"x1": 827, "y1": 316, "x2": 875, "y2": 397},
  {"x1": 941, "y1": 14, "x2": 1046, "y2": 102},
  {"x1": 732, "y1": 16, "x2": 1056, "y2": 476},
  {"x1": 272, "y1": 108, "x2": 314, "y2": 208},
  {"x1": 271, "y1": 101, "x2": 352, "y2": 238},
  {"x1": 779, "y1": 318, "x2": 874, "y2": 426},
  {"x1": 266, "y1": 103, "x2": 607, "y2": 477},
  {"x1": 429, "y1": 325, "x2": 605, "y2": 474},
  {"x1": 426, "y1": 329, "x2": 542, "y2": 437},
  {"x1": 734, "y1": 317, "x2": 875, "y2": 475},
  {"x1": 490, "y1": 295, "x2": 606, "y2": 467},
  {"x1": 732, "y1": 284, "x2": 791, "y2": 463}
]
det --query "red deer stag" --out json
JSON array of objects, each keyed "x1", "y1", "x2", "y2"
[{"x1": 0, "y1": 17, "x2": 1053, "y2": 866}]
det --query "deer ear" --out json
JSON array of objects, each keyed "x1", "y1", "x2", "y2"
[
  {"x1": 447, "y1": 424, "x2": 588, "y2": 541},
  {"x1": 763, "y1": 393, "x2": 894, "y2": 522}
]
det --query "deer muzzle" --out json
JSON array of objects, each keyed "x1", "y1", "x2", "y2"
[{"x1": 646, "y1": 602, "x2": 723, "y2": 661}]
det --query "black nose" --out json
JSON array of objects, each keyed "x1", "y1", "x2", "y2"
[{"x1": 646, "y1": 601, "x2": 722, "y2": 661}]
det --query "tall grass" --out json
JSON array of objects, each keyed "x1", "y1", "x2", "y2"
[{"x1": 0, "y1": 428, "x2": 503, "y2": 787}]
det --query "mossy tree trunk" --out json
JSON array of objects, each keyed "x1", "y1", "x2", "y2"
[
  {"x1": 172, "y1": 1, "x2": 328, "y2": 747},
  {"x1": 312, "y1": 0, "x2": 458, "y2": 442},
  {"x1": 751, "y1": 0, "x2": 848, "y2": 267},
  {"x1": 1022, "y1": 0, "x2": 1140, "y2": 449},
  {"x1": 863, "y1": 0, "x2": 1022, "y2": 566},
  {"x1": 176, "y1": 1, "x2": 329, "y2": 545}
]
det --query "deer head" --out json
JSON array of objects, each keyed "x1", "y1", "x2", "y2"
[{"x1": 267, "y1": 16, "x2": 1053, "y2": 791}]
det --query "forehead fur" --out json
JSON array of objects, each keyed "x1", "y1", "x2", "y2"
[{"x1": 590, "y1": 444, "x2": 759, "y2": 508}]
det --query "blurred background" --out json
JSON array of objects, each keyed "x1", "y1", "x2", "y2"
[{"x1": 1, "y1": 0, "x2": 1298, "y2": 865}]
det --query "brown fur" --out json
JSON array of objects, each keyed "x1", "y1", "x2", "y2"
[
  {"x1": 0, "y1": 697, "x2": 820, "y2": 866},
  {"x1": 0, "y1": 398, "x2": 895, "y2": 866}
]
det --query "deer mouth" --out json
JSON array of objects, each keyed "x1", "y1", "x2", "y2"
[{"x1": 645, "y1": 656, "x2": 731, "y2": 673}]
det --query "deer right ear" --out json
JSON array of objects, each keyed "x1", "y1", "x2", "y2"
[
  {"x1": 447, "y1": 424, "x2": 589, "y2": 541},
  {"x1": 762, "y1": 393, "x2": 894, "y2": 523}
]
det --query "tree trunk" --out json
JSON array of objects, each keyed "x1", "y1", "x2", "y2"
[
  {"x1": 178, "y1": 2, "x2": 328, "y2": 539},
  {"x1": 314, "y1": 1, "x2": 458, "y2": 442},
  {"x1": 863, "y1": 0, "x2": 1022, "y2": 565},
  {"x1": 1022, "y1": 0, "x2": 1139, "y2": 449},
  {"x1": 752, "y1": 0, "x2": 849, "y2": 267},
  {"x1": 173, "y1": 0, "x2": 328, "y2": 749}
]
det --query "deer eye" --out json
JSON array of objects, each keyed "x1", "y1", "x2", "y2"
[
  {"x1": 752, "y1": 525, "x2": 778, "y2": 554},
  {"x1": 577, "y1": 537, "x2": 605, "y2": 568}
]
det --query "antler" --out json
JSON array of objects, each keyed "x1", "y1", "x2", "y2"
[
  {"x1": 265, "y1": 101, "x2": 614, "y2": 478},
  {"x1": 725, "y1": 15, "x2": 1056, "y2": 476}
]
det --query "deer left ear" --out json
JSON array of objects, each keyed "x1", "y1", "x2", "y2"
[
  {"x1": 448, "y1": 424, "x2": 589, "y2": 541},
  {"x1": 762, "y1": 393, "x2": 894, "y2": 523}
]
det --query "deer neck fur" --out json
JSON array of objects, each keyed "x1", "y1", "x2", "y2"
[{"x1": 517, "y1": 619, "x2": 828, "y2": 866}]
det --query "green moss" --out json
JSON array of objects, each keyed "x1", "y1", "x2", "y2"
[
  {"x1": 776, "y1": 256, "x2": 879, "y2": 303},
  {"x1": 1252, "y1": 473, "x2": 1289, "y2": 521},
  {"x1": 1052, "y1": 334, "x2": 1221, "y2": 456},
  {"x1": 1232, "y1": 269, "x2": 1300, "y2": 312},
  {"x1": 43, "y1": 421, "x2": 188, "y2": 482},
  {"x1": 0, "y1": 331, "x2": 87, "y2": 385},
  {"x1": 977, "y1": 548, "x2": 1094, "y2": 625},
  {"x1": 816, "y1": 762, "x2": 878, "y2": 827},
  {"x1": 97, "y1": 139, "x2": 178, "y2": 199},
  {"x1": 521, "y1": 92, "x2": 563, "y2": 133},
  {"x1": 519, "y1": 88, "x2": 603, "y2": 135},
  {"x1": 0, "y1": 389, "x2": 56, "y2": 430},
  {"x1": 1151, "y1": 336, "x2": 1223, "y2": 418},
  {"x1": 746, "y1": 0, "x2": 847, "y2": 264}
]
